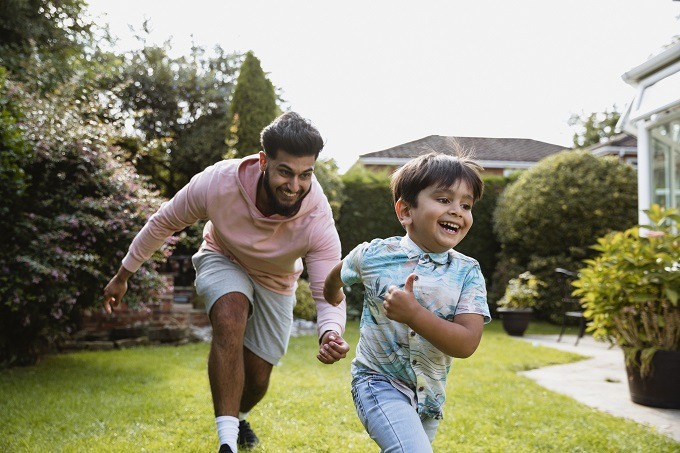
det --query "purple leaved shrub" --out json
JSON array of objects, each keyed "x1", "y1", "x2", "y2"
[{"x1": 0, "y1": 74, "x2": 173, "y2": 366}]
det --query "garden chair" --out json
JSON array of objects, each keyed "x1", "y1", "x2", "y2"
[{"x1": 555, "y1": 268, "x2": 586, "y2": 345}]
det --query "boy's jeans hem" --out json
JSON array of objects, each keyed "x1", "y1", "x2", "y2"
[{"x1": 351, "y1": 374, "x2": 438, "y2": 452}]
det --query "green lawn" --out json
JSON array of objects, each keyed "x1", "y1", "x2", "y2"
[{"x1": 1, "y1": 321, "x2": 677, "y2": 452}]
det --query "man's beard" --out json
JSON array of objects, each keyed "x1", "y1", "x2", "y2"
[{"x1": 262, "y1": 169, "x2": 309, "y2": 217}]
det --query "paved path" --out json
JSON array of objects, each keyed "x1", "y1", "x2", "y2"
[{"x1": 518, "y1": 334, "x2": 680, "y2": 443}]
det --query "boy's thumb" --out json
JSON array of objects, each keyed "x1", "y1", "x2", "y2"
[{"x1": 404, "y1": 273, "x2": 417, "y2": 293}]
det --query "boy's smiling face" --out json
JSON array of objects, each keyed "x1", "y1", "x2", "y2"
[{"x1": 396, "y1": 180, "x2": 474, "y2": 253}]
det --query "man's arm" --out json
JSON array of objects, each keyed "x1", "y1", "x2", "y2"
[
  {"x1": 305, "y1": 211, "x2": 346, "y2": 339},
  {"x1": 304, "y1": 206, "x2": 350, "y2": 363},
  {"x1": 102, "y1": 265, "x2": 134, "y2": 313},
  {"x1": 103, "y1": 166, "x2": 211, "y2": 311},
  {"x1": 315, "y1": 261, "x2": 349, "y2": 364}
]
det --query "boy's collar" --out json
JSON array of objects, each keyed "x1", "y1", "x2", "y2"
[{"x1": 400, "y1": 235, "x2": 451, "y2": 265}]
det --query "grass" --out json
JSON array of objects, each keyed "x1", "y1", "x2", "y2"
[{"x1": 1, "y1": 321, "x2": 677, "y2": 452}]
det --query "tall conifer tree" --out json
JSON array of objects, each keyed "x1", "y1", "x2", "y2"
[{"x1": 226, "y1": 51, "x2": 278, "y2": 158}]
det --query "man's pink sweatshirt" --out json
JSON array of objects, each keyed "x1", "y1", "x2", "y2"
[{"x1": 122, "y1": 155, "x2": 346, "y2": 337}]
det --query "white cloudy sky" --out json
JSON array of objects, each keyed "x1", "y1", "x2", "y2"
[{"x1": 86, "y1": 0, "x2": 680, "y2": 172}]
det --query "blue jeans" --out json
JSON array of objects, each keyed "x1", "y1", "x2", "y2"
[{"x1": 352, "y1": 375, "x2": 439, "y2": 452}]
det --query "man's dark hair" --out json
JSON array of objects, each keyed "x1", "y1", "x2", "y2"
[
  {"x1": 260, "y1": 112, "x2": 324, "y2": 159},
  {"x1": 391, "y1": 148, "x2": 484, "y2": 207}
]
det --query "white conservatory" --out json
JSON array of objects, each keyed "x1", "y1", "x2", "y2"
[{"x1": 619, "y1": 41, "x2": 680, "y2": 223}]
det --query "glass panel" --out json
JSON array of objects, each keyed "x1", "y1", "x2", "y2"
[
  {"x1": 632, "y1": 70, "x2": 680, "y2": 120},
  {"x1": 675, "y1": 146, "x2": 680, "y2": 209},
  {"x1": 650, "y1": 118, "x2": 680, "y2": 209},
  {"x1": 651, "y1": 138, "x2": 669, "y2": 207}
]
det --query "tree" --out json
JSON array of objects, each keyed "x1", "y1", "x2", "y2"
[
  {"x1": 0, "y1": 68, "x2": 30, "y2": 238},
  {"x1": 113, "y1": 37, "x2": 241, "y2": 196},
  {"x1": 569, "y1": 107, "x2": 621, "y2": 148},
  {"x1": 0, "y1": 0, "x2": 96, "y2": 92},
  {"x1": 226, "y1": 51, "x2": 278, "y2": 158}
]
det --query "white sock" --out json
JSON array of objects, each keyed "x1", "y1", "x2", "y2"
[
  {"x1": 238, "y1": 411, "x2": 249, "y2": 421},
  {"x1": 216, "y1": 415, "x2": 239, "y2": 452}
]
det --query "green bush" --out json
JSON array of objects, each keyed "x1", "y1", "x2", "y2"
[
  {"x1": 0, "y1": 76, "x2": 169, "y2": 367},
  {"x1": 492, "y1": 150, "x2": 637, "y2": 319},
  {"x1": 573, "y1": 204, "x2": 680, "y2": 376},
  {"x1": 294, "y1": 279, "x2": 316, "y2": 321},
  {"x1": 314, "y1": 158, "x2": 345, "y2": 222},
  {"x1": 455, "y1": 174, "x2": 506, "y2": 281},
  {"x1": 338, "y1": 165, "x2": 400, "y2": 257},
  {"x1": 497, "y1": 271, "x2": 545, "y2": 309}
]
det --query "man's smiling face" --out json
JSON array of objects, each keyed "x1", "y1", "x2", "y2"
[{"x1": 257, "y1": 150, "x2": 316, "y2": 217}]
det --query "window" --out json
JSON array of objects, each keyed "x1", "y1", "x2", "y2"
[{"x1": 650, "y1": 118, "x2": 680, "y2": 209}]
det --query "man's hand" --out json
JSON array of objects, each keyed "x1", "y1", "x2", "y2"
[
  {"x1": 317, "y1": 331, "x2": 349, "y2": 364},
  {"x1": 103, "y1": 266, "x2": 133, "y2": 314},
  {"x1": 383, "y1": 273, "x2": 422, "y2": 324}
]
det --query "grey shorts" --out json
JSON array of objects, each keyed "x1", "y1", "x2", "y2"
[{"x1": 192, "y1": 249, "x2": 296, "y2": 365}]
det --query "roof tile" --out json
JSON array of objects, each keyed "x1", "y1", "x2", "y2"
[{"x1": 360, "y1": 135, "x2": 569, "y2": 162}]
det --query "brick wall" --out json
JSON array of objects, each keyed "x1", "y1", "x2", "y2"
[{"x1": 63, "y1": 274, "x2": 210, "y2": 351}]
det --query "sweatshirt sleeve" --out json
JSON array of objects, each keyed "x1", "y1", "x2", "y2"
[
  {"x1": 305, "y1": 208, "x2": 346, "y2": 339},
  {"x1": 121, "y1": 167, "x2": 212, "y2": 272}
]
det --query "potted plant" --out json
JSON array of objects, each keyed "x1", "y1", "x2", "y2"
[
  {"x1": 572, "y1": 204, "x2": 680, "y2": 409},
  {"x1": 496, "y1": 271, "x2": 544, "y2": 336}
]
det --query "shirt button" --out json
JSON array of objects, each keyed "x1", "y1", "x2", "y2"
[
  {"x1": 418, "y1": 386, "x2": 424, "y2": 392},
  {"x1": 412, "y1": 359, "x2": 417, "y2": 365},
  {"x1": 410, "y1": 331, "x2": 416, "y2": 337}
]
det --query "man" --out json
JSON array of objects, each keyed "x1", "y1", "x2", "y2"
[{"x1": 103, "y1": 112, "x2": 349, "y2": 453}]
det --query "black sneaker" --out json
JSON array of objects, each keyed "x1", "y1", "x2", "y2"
[
  {"x1": 218, "y1": 444, "x2": 233, "y2": 453},
  {"x1": 237, "y1": 419, "x2": 260, "y2": 449}
]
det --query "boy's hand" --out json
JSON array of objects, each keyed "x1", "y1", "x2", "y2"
[
  {"x1": 383, "y1": 273, "x2": 422, "y2": 323},
  {"x1": 317, "y1": 331, "x2": 349, "y2": 364}
]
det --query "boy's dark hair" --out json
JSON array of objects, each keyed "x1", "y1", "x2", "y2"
[
  {"x1": 390, "y1": 147, "x2": 484, "y2": 207},
  {"x1": 260, "y1": 111, "x2": 324, "y2": 159}
]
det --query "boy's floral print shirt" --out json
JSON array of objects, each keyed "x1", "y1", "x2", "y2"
[{"x1": 342, "y1": 235, "x2": 490, "y2": 419}]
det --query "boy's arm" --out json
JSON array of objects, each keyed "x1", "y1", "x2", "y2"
[
  {"x1": 323, "y1": 261, "x2": 345, "y2": 306},
  {"x1": 383, "y1": 274, "x2": 484, "y2": 358}
]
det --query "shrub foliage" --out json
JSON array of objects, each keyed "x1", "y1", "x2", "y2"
[
  {"x1": 294, "y1": 279, "x2": 316, "y2": 321},
  {"x1": 455, "y1": 174, "x2": 504, "y2": 281},
  {"x1": 492, "y1": 150, "x2": 638, "y2": 319},
  {"x1": 573, "y1": 205, "x2": 680, "y2": 377},
  {"x1": 0, "y1": 76, "x2": 169, "y2": 366}
]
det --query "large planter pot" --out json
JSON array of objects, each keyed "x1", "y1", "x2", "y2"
[
  {"x1": 625, "y1": 349, "x2": 680, "y2": 409},
  {"x1": 497, "y1": 308, "x2": 533, "y2": 336}
]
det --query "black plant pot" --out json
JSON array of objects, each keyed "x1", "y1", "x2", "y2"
[
  {"x1": 497, "y1": 308, "x2": 532, "y2": 337},
  {"x1": 626, "y1": 349, "x2": 680, "y2": 409}
]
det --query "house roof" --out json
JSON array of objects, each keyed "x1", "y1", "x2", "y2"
[
  {"x1": 359, "y1": 135, "x2": 569, "y2": 164},
  {"x1": 587, "y1": 133, "x2": 637, "y2": 151}
]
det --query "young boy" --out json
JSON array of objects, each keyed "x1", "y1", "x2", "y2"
[{"x1": 323, "y1": 151, "x2": 490, "y2": 452}]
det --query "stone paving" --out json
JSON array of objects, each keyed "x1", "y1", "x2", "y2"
[{"x1": 518, "y1": 334, "x2": 680, "y2": 443}]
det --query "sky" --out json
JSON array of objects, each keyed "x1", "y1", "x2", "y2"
[{"x1": 86, "y1": 1, "x2": 680, "y2": 173}]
